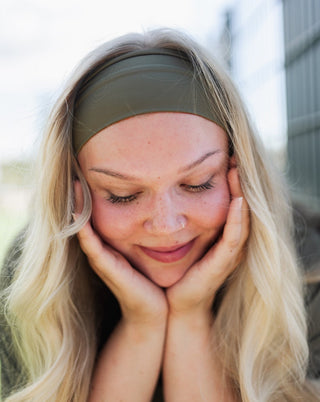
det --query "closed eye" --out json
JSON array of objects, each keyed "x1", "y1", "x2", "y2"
[
  {"x1": 106, "y1": 178, "x2": 215, "y2": 204},
  {"x1": 106, "y1": 192, "x2": 141, "y2": 204},
  {"x1": 181, "y1": 179, "x2": 215, "y2": 193}
]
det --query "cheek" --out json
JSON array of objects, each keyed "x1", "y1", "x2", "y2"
[
  {"x1": 196, "y1": 184, "x2": 230, "y2": 229},
  {"x1": 90, "y1": 196, "x2": 137, "y2": 241},
  {"x1": 90, "y1": 181, "x2": 230, "y2": 240}
]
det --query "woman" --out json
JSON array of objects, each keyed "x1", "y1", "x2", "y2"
[{"x1": 1, "y1": 28, "x2": 319, "y2": 401}]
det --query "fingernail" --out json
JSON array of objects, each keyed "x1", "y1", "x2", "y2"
[{"x1": 235, "y1": 197, "x2": 243, "y2": 209}]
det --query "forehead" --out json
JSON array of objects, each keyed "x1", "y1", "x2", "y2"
[{"x1": 78, "y1": 112, "x2": 228, "y2": 174}]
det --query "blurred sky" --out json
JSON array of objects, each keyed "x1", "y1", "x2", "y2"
[
  {"x1": 0, "y1": 0, "x2": 236, "y2": 163},
  {"x1": 231, "y1": 0, "x2": 287, "y2": 152}
]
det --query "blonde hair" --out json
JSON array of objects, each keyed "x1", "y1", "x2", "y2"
[{"x1": 2, "y1": 28, "x2": 319, "y2": 401}]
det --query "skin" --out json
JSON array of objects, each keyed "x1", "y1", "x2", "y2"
[{"x1": 74, "y1": 112, "x2": 249, "y2": 401}]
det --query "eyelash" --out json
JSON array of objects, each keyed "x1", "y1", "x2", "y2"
[
  {"x1": 181, "y1": 180, "x2": 215, "y2": 193},
  {"x1": 107, "y1": 179, "x2": 215, "y2": 204},
  {"x1": 107, "y1": 193, "x2": 139, "y2": 204}
]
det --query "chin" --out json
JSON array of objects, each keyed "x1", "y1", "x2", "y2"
[
  {"x1": 147, "y1": 270, "x2": 186, "y2": 288},
  {"x1": 154, "y1": 278, "x2": 178, "y2": 288}
]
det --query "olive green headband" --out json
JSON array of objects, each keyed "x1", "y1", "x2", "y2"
[{"x1": 72, "y1": 48, "x2": 224, "y2": 154}]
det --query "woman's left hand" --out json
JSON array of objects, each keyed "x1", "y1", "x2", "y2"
[{"x1": 166, "y1": 166, "x2": 250, "y2": 319}]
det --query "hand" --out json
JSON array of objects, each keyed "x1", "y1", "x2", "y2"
[
  {"x1": 166, "y1": 166, "x2": 250, "y2": 320},
  {"x1": 73, "y1": 180, "x2": 168, "y2": 327}
]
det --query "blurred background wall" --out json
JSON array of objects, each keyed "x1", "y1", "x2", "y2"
[
  {"x1": 219, "y1": 0, "x2": 320, "y2": 215},
  {"x1": 1, "y1": 0, "x2": 319, "y2": 264},
  {"x1": 283, "y1": 0, "x2": 320, "y2": 212},
  {"x1": 218, "y1": 0, "x2": 320, "y2": 274}
]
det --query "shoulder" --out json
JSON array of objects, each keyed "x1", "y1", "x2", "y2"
[
  {"x1": 1, "y1": 228, "x2": 27, "y2": 289},
  {"x1": 305, "y1": 281, "x2": 320, "y2": 379},
  {"x1": 293, "y1": 204, "x2": 320, "y2": 379},
  {"x1": 0, "y1": 229, "x2": 27, "y2": 398}
]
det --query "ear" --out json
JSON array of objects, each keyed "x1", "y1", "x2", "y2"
[
  {"x1": 73, "y1": 179, "x2": 84, "y2": 215},
  {"x1": 229, "y1": 155, "x2": 237, "y2": 170}
]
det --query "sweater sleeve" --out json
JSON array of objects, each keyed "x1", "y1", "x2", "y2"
[
  {"x1": 0, "y1": 234, "x2": 26, "y2": 399},
  {"x1": 305, "y1": 282, "x2": 320, "y2": 379},
  {"x1": 293, "y1": 204, "x2": 320, "y2": 379}
]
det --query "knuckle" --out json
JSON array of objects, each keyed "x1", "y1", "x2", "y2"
[{"x1": 224, "y1": 231, "x2": 241, "y2": 250}]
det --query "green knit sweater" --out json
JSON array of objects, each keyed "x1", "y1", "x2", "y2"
[
  {"x1": 1, "y1": 233, "x2": 320, "y2": 400},
  {"x1": 0, "y1": 235, "x2": 164, "y2": 401}
]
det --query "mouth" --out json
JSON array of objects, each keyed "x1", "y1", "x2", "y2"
[{"x1": 139, "y1": 239, "x2": 195, "y2": 263}]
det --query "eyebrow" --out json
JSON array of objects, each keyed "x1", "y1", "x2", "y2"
[{"x1": 89, "y1": 150, "x2": 222, "y2": 181}]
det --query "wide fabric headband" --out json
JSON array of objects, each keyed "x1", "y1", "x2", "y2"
[{"x1": 72, "y1": 48, "x2": 223, "y2": 154}]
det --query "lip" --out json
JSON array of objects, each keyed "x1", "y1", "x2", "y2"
[{"x1": 139, "y1": 239, "x2": 195, "y2": 263}]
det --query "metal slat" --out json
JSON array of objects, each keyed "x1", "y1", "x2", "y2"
[{"x1": 283, "y1": 0, "x2": 320, "y2": 210}]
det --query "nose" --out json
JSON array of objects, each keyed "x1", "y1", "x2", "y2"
[{"x1": 143, "y1": 193, "x2": 187, "y2": 235}]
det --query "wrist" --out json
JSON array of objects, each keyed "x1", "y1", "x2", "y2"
[
  {"x1": 120, "y1": 294, "x2": 169, "y2": 328},
  {"x1": 121, "y1": 310, "x2": 168, "y2": 334},
  {"x1": 166, "y1": 284, "x2": 216, "y2": 325},
  {"x1": 168, "y1": 307, "x2": 214, "y2": 333}
]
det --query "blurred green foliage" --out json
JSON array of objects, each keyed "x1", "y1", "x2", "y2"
[
  {"x1": 0, "y1": 159, "x2": 34, "y2": 186},
  {"x1": 0, "y1": 159, "x2": 33, "y2": 265},
  {"x1": 0, "y1": 209, "x2": 27, "y2": 265}
]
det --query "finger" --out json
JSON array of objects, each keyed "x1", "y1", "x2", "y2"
[
  {"x1": 195, "y1": 168, "x2": 249, "y2": 274},
  {"x1": 195, "y1": 196, "x2": 248, "y2": 286},
  {"x1": 228, "y1": 167, "x2": 243, "y2": 200},
  {"x1": 73, "y1": 179, "x2": 84, "y2": 216},
  {"x1": 76, "y1": 218, "x2": 106, "y2": 264},
  {"x1": 221, "y1": 196, "x2": 244, "y2": 251},
  {"x1": 76, "y1": 219, "x2": 166, "y2": 313},
  {"x1": 167, "y1": 168, "x2": 250, "y2": 307},
  {"x1": 227, "y1": 166, "x2": 250, "y2": 242},
  {"x1": 76, "y1": 217, "x2": 145, "y2": 286},
  {"x1": 166, "y1": 198, "x2": 245, "y2": 310},
  {"x1": 212, "y1": 197, "x2": 249, "y2": 277},
  {"x1": 76, "y1": 219, "x2": 137, "y2": 296},
  {"x1": 177, "y1": 197, "x2": 244, "y2": 290},
  {"x1": 75, "y1": 216, "x2": 132, "y2": 282}
]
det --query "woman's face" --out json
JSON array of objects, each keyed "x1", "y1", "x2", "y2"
[{"x1": 78, "y1": 112, "x2": 230, "y2": 287}]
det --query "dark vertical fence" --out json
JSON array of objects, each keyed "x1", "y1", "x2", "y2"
[{"x1": 283, "y1": 0, "x2": 320, "y2": 211}]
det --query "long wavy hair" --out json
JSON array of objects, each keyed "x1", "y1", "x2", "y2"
[{"x1": 2, "y1": 28, "x2": 319, "y2": 401}]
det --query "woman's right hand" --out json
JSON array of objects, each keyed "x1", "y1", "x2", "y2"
[{"x1": 73, "y1": 180, "x2": 168, "y2": 327}]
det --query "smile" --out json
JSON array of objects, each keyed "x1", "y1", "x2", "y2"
[{"x1": 139, "y1": 239, "x2": 195, "y2": 263}]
